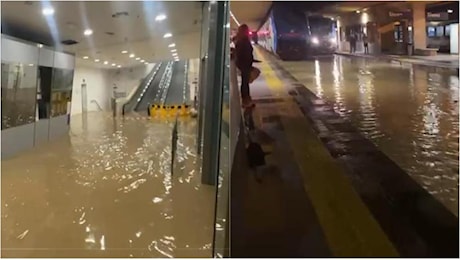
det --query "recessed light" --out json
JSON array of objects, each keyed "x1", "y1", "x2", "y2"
[
  {"x1": 37, "y1": 44, "x2": 43, "y2": 48},
  {"x1": 117, "y1": 65, "x2": 122, "y2": 68},
  {"x1": 155, "y1": 14, "x2": 167, "y2": 21},
  {"x1": 121, "y1": 50, "x2": 128, "y2": 54},
  {"x1": 42, "y1": 7, "x2": 54, "y2": 16},
  {"x1": 83, "y1": 56, "x2": 89, "y2": 59},
  {"x1": 356, "y1": 10, "x2": 361, "y2": 13},
  {"x1": 140, "y1": 59, "x2": 145, "y2": 62},
  {"x1": 448, "y1": 9, "x2": 453, "y2": 13},
  {"x1": 129, "y1": 54, "x2": 135, "y2": 58},
  {"x1": 29, "y1": 64, "x2": 34, "y2": 67},
  {"x1": 111, "y1": 63, "x2": 116, "y2": 66},
  {"x1": 163, "y1": 33, "x2": 172, "y2": 38},
  {"x1": 104, "y1": 61, "x2": 108, "y2": 65},
  {"x1": 84, "y1": 29, "x2": 93, "y2": 36},
  {"x1": 168, "y1": 43, "x2": 176, "y2": 48},
  {"x1": 171, "y1": 49, "x2": 177, "y2": 53},
  {"x1": 135, "y1": 57, "x2": 140, "y2": 60},
  {"x1": 95, "y1": 59, "x2": 100, "y2": 62},
  {"x1": 144, "y1": 62, "x2": 148, "y2": 65}
]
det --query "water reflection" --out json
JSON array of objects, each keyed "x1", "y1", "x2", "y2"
[
  {"x1": 283, "y1": 56, "x2": 459, "y2": 215},
  {"x1": 1, "y1": 113, "x2": 215, "y2": 257}
]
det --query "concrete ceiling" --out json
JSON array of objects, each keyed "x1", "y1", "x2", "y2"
[
  {"x1": 230, "y1": 1, "x2": 272, "y2": 31},
  {"x1": 1, "y1": 1, "x2": 203, "y2": 69}
]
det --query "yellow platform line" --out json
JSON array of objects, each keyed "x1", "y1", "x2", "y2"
[{"x1": 254, "y1": 47, "x2": 398, "y2": 257}]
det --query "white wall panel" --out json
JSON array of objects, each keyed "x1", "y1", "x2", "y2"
[
  {"x1": 38, "y1": 48, "x2": 55, "y2": 67},
  {"x1": 1, "y1": 36, "x2": 39, "y2": 64},
  {"x1": 53, "y1": 52, "x2": 75, "y2": 70},
  {"x1": 1, "y1": 122, "x2": 35, "y2": 159}
]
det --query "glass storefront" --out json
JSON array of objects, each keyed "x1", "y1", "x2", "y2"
[{"x1": 1, "y1": 62, "x2": 38, "y2": 129}]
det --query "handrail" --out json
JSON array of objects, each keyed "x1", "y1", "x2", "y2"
[
  {"x1": 128, "y1": 63, "x2": 162, "y2": 112},
  {"x1": 90, "y1": 100, "x2": 103, "y2": 111}
]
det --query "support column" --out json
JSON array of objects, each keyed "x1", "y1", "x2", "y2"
[{"x1": 412, "y1": 2, "x2": 427, "y2": 50}]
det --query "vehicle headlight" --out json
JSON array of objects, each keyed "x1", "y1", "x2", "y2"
[{"x1": 311, "y1": 37, "x2": 319, "y2": 45}]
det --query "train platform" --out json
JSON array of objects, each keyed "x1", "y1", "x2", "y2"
[
  {"x1": 336, "y1": 51, "x2": 459, "y2": 69},
  {"x1": 230, "y1": 46, "x2": 459, "y2": 257}
]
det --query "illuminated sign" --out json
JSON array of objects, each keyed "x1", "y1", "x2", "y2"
[{"x1": 427, "y1": 12, "x2": 449, "y2": 21}]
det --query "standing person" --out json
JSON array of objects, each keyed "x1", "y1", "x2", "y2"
[
  {"x1": 363, "y1": 33, "x2": 369, "y2": 54},
  {"x1": 235, "y1": 24, "x2": 254, "y2": 108},
  {"x1": 349, "y1": 33, "x2": 356, "y2": 53}
]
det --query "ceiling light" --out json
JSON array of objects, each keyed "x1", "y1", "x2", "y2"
[
  {"x1": 29, "y1": 64, "x2": 34, "y2": 67},
  {"x1": 144, "y1": 62, "x2": 149, "y2": 65},
  {"x1": 42, "y1": 7, "x2": 54, "y2": 16},
  {"x1": 104, "y1": 61, "x2": 108, "y2": 65},
  {"x1": 37, "y1": 44, "x2": 43, "y2": 48},
  {"x1": 448, "y1": 9, "x2": 453, "y2": 13},
  {"x1": 129, "y1": 54, "x2": 135, "y2": 58},
  {"x1": 163, "y1": 33, "x2": 172, "y2": 38},
  {"x1": 95, "y1": 59, "x2": 100, "y2": 62},
  {"x1": 117, "y1": 65, "x2": 122, "y2": 68},
  {"x1": 83, "y1": 56, "x2": 89, "y2": 59},
  {"x1": 171, "y1": 50, "x2": 177, "y2": 53},
  {"x1": 121, "y1": 50, "x2": 128, "y2": 54},
  {"x1": 111, "y1": 63, "x2": 116, "y2": 66},
  {"x1": 356, "y1": 10, "x2": 361, "y2": 13},
  {"x1": 135, "y1": 57, "x2": 140, "y2": 60},
  {"x1": 155, "y1": 14, "x2": 167, "y2": 21},
  {"x1": 140, "y1": 59, "x2": 145, "y2": 62},
  {"x1": 84, "y1": 29, "x2": 93, "y2": 36},
  {"x1": 168, "y1": 43, "x2": 176, "y2": 48}
]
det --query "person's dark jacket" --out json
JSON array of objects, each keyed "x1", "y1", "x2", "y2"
[{"x1": 235, "y1": 36, "x2": 253, "y2": 71}]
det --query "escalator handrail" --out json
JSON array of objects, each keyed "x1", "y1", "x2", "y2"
[{"x1": 126, "y1": 63, "x2": 162, "y2": 112}]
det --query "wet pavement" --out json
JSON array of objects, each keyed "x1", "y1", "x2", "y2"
[
  {"x1": 1, "y1": 112, "x2": 215, "y2": 257},
  {"x1": 277, "y1": 56, "x2": 459, "y2": 215}
]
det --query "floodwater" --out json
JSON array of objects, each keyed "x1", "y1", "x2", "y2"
[
  {"x1": 280, "y1": 56, "x2": 459, "y2": 215},
  {"x1": 1, "y1": 113, "x2": 215, "y2": 257}
]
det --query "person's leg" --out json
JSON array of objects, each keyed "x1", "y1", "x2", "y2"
[{"x1": 240, "y1": 67, "x2": 251, "y2": 104}]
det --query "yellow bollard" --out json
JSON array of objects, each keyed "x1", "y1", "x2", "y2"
[
  {"x1": 160, "y1": 105, "x2": 168, "y2": 117},
  {"x1": 169, "y1": 105, "x2": 177, "y2": 117}
]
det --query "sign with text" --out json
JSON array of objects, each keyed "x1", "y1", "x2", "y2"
[
  {"x1": 388, "y1": 11, "x2": 412, "y2": 20},
  {"x1": 427, "y1": 12, "x2": 449, "y2": 21}
]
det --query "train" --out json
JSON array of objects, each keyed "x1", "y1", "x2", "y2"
[{"x1": 257, "y1": 5, "x2": 337, "y2": 60}]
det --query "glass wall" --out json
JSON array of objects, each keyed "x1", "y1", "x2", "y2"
[
  {"x1": 1, "y1": 62, "x2": 38, "y2": 129},
  {"x1": 50, "y1": 68, "x2": 73, "y2": 117},
  {"x1": 36, "y1": 66, "x2": 53, "y2": 119}
]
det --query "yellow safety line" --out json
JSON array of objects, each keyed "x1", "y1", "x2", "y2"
[{"x1": 253, "y1": 47, "x2": 398, "y2": 257}]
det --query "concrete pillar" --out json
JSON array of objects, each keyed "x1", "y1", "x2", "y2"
[{"x1": 412, "y1": 2, "x2": 427, "y2": 50}]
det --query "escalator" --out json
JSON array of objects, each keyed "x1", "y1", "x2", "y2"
[
  {"x1": 164, "y1": 60, "x2": 189, "y2": 106},
  {"x1": 123, "y1": 63, "x2": 161, "y2": 113},
  {"x1": 134, "y1": 62, "x2": 169, "y2": 112}
]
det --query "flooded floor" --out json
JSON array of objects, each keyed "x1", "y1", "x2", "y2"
[
  {"x1": 280, "y1": 56, "x2": 459, "y2": 215},
  {"x1": 1, "y1": 112, "x2": 215, "y2": 257}
]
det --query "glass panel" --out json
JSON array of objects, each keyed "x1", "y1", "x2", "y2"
[
  {"x1": 1, "y1": 62, "x2": 38, "y2": 129},
  {"x1": 36, "y1": 66, "x2": 53, "y2": 120},
  {"x1": 436, "y1": 26, "x2": 444, "y2": 37},
  {"x1": 427, "y1": 26, "x2": 436, "y2": 37},
  {"x1": 445, "y1": 25, "x2": 451, "y2": 36},
  {"x1": 213, "y1": 1, "x2": 230, "y2": 257},
  {"x1": 50, "y1": 68, "x2": 73, "y2": 117}
]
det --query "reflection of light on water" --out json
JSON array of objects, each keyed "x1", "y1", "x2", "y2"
[
  {"x1": 153, "y1": 197, "x2": 163, "y2": 203},
  {"x1": 100, "y1": 235, "x2": 106, "y2": 250},
  {"x1": 314, "y1": 60, "x2": 323, "y2": 98}
]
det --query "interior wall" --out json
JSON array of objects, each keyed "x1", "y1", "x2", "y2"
[
  {"x1": 71, "y1": 65, "x2": 109, "y2": 115},
  {"x1": 71, "y1": 62, "x2": 155, "y2": 116},
  {"x1": 105, "y1": 64, "x2": 155, "y2": 97}
]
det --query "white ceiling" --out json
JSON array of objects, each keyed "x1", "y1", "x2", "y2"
[
  {"x1": 1, "y1": 1, "x2": 203, "y2": 69},
  {"x1": 230, "y1": 1, "x2": 272, "y2": 31}
]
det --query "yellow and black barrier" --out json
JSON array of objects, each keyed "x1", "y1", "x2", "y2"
[{"x1": 149, "y1": 104, "x2": 191, "y2": 117}]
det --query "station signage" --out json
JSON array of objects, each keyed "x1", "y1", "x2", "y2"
[
  {"x1": 426, "y1": 12, "x2": 449, "y2": 21},
  {"x1": 388, "y1": 11, "x2": 412, "y2": 19}
]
